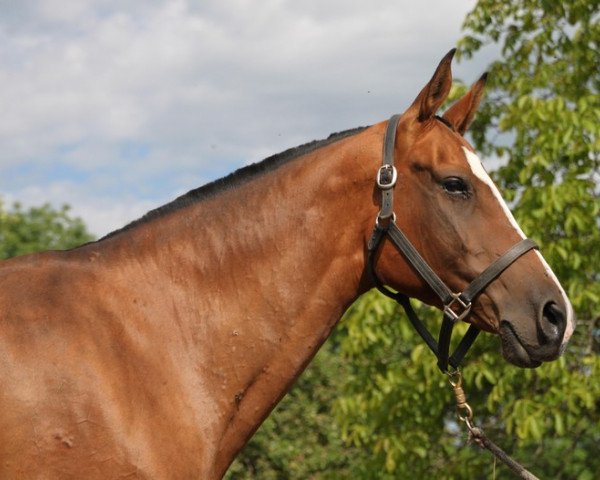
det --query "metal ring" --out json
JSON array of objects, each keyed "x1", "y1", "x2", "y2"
[
  {"x1": 463, "y1": 415, "x2": 475, "y2": 432},
  {"x1": 457, "y1": 402, "x2": 474, "y2": 423},
  {"x1": 446, "y1": 369, "x2": 462, "y2": 388},
  {"x1": 444, "y1": 293, "x2": 472, "y2": 322},
  {"x1": 375, "y1": 212, "x2": 396, "y2": 228}
]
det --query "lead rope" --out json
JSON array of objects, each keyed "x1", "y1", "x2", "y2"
[{"x1": 447, "y1": 370, "x2": 541, "y2": 480}]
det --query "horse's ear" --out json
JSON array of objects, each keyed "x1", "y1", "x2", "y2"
[
  {"x1": 443, "y1": 72, "x2": 488, "y2": 135},
  {"x1": 405, "y1": 49, "x2": 455, "y2": 122}
]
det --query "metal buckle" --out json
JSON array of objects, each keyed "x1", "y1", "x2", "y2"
[
  {"x1": 376, "y1": 165, "x2": 397, "y2": 189},
  {"x1": 443, "y1": 293, "x2": 472, "y2": 322}
]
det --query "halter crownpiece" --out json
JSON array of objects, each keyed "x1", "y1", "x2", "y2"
[{"x1": 367, "y1": 114, "x2": 539, "y2": 372}]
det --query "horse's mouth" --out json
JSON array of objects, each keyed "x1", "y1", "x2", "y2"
[{"x1": 499, "y1": 321, "x2": 542, "y2": 368}]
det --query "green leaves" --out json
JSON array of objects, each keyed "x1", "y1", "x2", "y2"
[
  {"x1": 334, "y1": 293, "x2": 470, "y2": 477},
  {"x1": 328, "y1": 0, "x2": 599, "y2": 478},
  {"x1": 0, "y1": 200, "x2": 94, "y2": 259}
]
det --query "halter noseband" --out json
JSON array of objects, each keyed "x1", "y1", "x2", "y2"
[{"x1": 367, "y1": 114, "x2": 538, "y2": 372}]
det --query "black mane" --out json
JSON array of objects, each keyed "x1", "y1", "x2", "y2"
[{"x1": 101, "y1": 126, "x2": 368, "y2": 240}]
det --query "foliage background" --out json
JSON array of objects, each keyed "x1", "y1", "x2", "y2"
[{"x1": 0, "y1": 201, "x2": 93, "y2": 259}]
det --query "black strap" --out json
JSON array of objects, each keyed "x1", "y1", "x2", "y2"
[
  {"x1": 436, "y1": 315, "x2": 456, "y2": 371},
  {"x1": 387, "y1": 222, "x2": 454, "y2": 305},
  {"x1": 447, "y1": 325, "x2": 480, "y2": 369},
  {"x1": 461, "y1": 238, "x2": 538, "y2": 303},
  {"x1": 383, "y1": 114, "x2": 401, "y2": 165},
  {"x1": 368, "y1": 226, "x2": 476, "y2": 370},
  {"x1": 378, "y1": 114, "x2": 401, "y2": 219},
  {"x1": 437, "y1": 238, "x2": 537, "y2": 371},
  {"x1": 397, "y1": 294, "x2": 440, "y2": 356}
]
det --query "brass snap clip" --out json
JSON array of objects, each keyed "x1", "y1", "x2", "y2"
[{"x1": 447, "y1": 369, "x2": 474, "y2": 429}]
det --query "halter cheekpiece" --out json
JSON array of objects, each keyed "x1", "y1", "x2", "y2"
[{"x1": 367, "y1": 114, "x2": 538, "y2": 372}]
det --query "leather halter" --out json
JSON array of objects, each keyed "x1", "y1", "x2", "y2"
[{"x1": 367, "y1": 114, "x2": 538, "y2": 372}]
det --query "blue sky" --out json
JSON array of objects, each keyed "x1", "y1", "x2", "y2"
[{"x1": 0, "y1": 0, "x2": 490, "y2": 236}]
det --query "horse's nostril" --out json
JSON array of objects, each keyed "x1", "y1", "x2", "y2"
[
  {"x1": 544, "y1": 302, "x2": 564, "y2": 326},
  {"x1": 540, "y1": 302, "x2": 566, "y2": 344}
]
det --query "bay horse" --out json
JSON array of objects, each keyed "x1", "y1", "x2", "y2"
[{"x1": 0, "y1": 50, "x2": 574, "y2": 479}]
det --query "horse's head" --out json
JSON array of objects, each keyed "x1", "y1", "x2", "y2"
[{"x1": 373, "y1": 50, "x2": 574, "y2": 367}]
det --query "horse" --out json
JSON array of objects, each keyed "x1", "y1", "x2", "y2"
[{"x1": 0, "y1": 49, "x2": 574, "y2": 479}]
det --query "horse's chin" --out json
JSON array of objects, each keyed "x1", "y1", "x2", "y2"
[{"x1": 499, "y1": 321, "x2": 542, "y2": 368}]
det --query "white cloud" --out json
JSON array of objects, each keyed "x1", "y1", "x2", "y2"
[{"x1": 0, "y1": 0, "x2": 488, "y2": 238}]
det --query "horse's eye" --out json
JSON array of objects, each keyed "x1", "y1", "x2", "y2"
[{"x1": 442, "y1": 177, "x2": 469, "y2": 197}]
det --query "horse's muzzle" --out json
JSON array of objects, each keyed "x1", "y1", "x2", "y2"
[{"x1": 499, "y1": 301, "x2": 568, "y2": 368}]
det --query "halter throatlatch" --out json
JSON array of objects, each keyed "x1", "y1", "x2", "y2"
[{"x1": 368, "y1": 114, "x2": 539, "y2": 372}]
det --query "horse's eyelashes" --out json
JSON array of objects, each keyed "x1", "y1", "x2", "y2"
[{"x1": 442, "y1": 176, "x2": 470, "y2": 197}]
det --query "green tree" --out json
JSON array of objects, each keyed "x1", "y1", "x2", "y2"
[
  {"x1": 335, "y1": 1, "x2": 599, "y2": 479},
  {"x1": 0, "y1": 200, "x2": 94, "y2": 259}
]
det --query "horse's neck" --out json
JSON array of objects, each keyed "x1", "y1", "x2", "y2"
[{"x1": 98, "y1": 127, "x2": 381, "y2": 476}]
